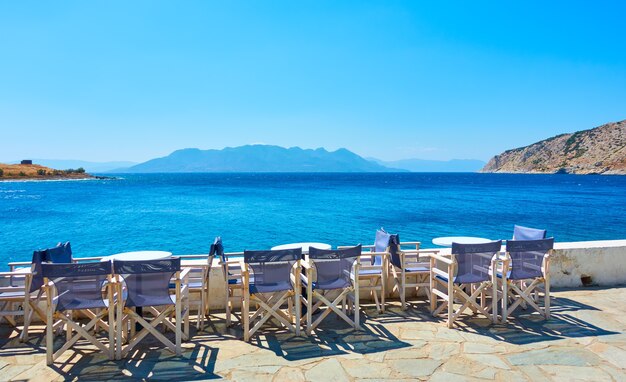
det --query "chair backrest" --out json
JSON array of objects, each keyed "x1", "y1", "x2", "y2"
[
  {"x1": 244, "y1": 249, "x2": 301, "y2": 291},
  {"x1": 113, "y1": 258, "x2": 181, "y2": 308},
  {"x1": 29, "y1": 242, "x2": 73, "y2": 293},
  {"x1": 372, "y1": 229, "x2": 387, "y2": 266},
  {"x1": 211, "y1": 236, "x2": 225, "y2": 262},
  {"x1": 47, "y1": 242, "x2": 73, "y2": 264},
  {"x1": 42, "y1": 261, "x2": 112, "y2": 312},
  {"x1": 309, "y1": 245, "x2": 361, "y2": 290},
  {"x1": 506, "y1": 238, "x2": 554, "y2": 280},
  {"x1": 451, "y1": 240, "x2": 502, "y2": 284},
  {"x1": 29, "y1": 250, "x2": 47, "y2": 293},
  {"x1": 513, "y1": 225, "x2": 547, "y2": 240}
]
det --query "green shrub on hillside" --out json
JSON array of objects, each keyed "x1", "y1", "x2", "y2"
[
  {"x1": 19, "y1": 171, "x2": 26, "y2": 177},
  {"x1": 0, "y1": 169, "x2": 3, "y2": 177},
  {"x1": 37, "y1": 169, "x2": 46, "y2": 176}
]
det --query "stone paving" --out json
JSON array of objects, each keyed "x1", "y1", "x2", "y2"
[{"x1": 1, "y1": 286, "x2": 625, "y2": 381}]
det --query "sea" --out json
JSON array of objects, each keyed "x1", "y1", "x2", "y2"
[{"x1": 1, "y1": 173, "x2": 625, "y2": 266}]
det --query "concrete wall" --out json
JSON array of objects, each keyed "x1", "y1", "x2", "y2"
[{"x1": 550, "y1": 240, "x2": 626, "y2": 288}]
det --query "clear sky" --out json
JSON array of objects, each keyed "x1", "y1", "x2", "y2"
[{"x1": 1, "y1": 1, "x2": 625, "y2": 163}]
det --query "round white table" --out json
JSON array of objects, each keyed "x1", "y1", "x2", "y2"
[
  {"x1": 432, "y1": 237, "x2": 491, "y2": 247},
  {"x1": 103, "y1": 250, "x2": 172, "y2": 261},
  {"x1": 271, "y1": 242, "x2": 331, "y2": 254}
]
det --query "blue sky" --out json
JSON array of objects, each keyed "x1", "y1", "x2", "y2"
[{"x1": 1, "y1": 1, "x2": 625, "y2": 162}]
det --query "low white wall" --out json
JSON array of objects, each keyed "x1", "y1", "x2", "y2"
[{"x1": 550, "y1": 240, "x2": 626, "y2": 288}]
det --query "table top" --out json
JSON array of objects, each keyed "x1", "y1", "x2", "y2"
[
  {"x1": 104, "y1": 251, "x2": 172, "y2": 262},
  {"x1": 271, "y1": 242, "x2": 331, "y2": 254},
  {"x1": 432, "y1": 236, "x2": 492, "y2": 247}
]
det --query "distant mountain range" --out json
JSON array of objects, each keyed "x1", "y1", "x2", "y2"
[
  {"x1": 9, "y1": 159, "x2": 137, "y2": 173},
  {"x1": 116, "y1": 145, "x2": 403, "y2": 173},
  {"x1": 482, "y1": 120, "x2": 626, "y2": 175},
  {"x1": 369, "y1": 158, "x2": 485, "y2": 173},
  {"x1": 11, "y1": 146, "x2": 487, "y2": 173}
]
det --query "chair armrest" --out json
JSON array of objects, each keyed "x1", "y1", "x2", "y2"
[
  {"x1": 220, "y1": 260, "x2": 244, "y2": 266},
  {"x1": 429, "y1": 253, "x2": 453, "y2": 264},
  {"x1": 179, "y1": 267, "x2": 192, "y2": 279},
  {"x1": 0, "y1": 286, "x2": 26, "y2": 292},
  {"x1": 8, "y1": 261, "x2": 31, "y2": 267}
]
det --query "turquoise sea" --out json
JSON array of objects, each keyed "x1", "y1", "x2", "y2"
[{"x1": 1, "y1": 173, "x2": 625, "y2": 265}]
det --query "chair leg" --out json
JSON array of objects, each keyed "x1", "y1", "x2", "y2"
[
  {"x1": 306, "y1": 290, "x2": 313, "y2": 335},
  {"x1": 175, "y1": 301, "x2": 182, "y2": 356},
  {"x1": 429, "y1": 268, "x2": 437, "y2": 313},
  {"x1": 46, "y1": 310, "x2": 54, "y2": 365},
  {"x1": 20, "y1": 299, "x2": 31, "y2": 342},
  {"x1": 354, "y1": 285, "x2": 360, "y2": 330},
  {"x1": 225, "y1": 286, "x2": 232, "y2": 327},
  {"x1": 491, "y1": 282, "x2": 497, "y2": 324},
  {"x1": 242, "y1": 292, "x2": 250, "y2": 342},
  {"x1": 116, "y1": 290, "x2": 123, "y2": 360},
  {"x1": 447, "y1": 280, "x2": 454, "y2": 328},
  {"x1": 544, "y1": 277, "x2": 550, "y2": 319},
  {"x1": 501, "y1": 280, "x2": 508, "y2": 323},
  {"x1": 108, "y1": 306, "x2": 115, "y2": 360},
  {"x1": 400, "y1": 268, "x2": 406, "y2": 310},
  {"x1": 294, "y1": 292, "x2": 301, "y2": 336}
]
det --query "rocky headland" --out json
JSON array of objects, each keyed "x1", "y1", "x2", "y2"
[{"x1": 482, "y1": 120, "x2": 626, "y2": 175}]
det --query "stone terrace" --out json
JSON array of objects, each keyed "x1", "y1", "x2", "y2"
[{"x1": 1, "y1": 287, "x2": 625, "y2": 381}]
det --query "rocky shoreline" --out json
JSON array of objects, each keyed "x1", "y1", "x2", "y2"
[{"x1": 482, "y1": 120, "x2": 626, "y2": 175}]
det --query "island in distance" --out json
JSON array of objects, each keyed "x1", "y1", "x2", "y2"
[
  {"x1": 0, "y1": 162, "x2": 94, "y2": 181},
  {"x1": 482, "y1": 120, "x2": 626, "y2": 175},
  {"x1": 113, "y1": 145, "x2": 485, "y2": 173}
]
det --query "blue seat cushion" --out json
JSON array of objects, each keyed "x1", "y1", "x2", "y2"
[
  {"x1": 406, "y1": 266, "x2": 430, "y2": 273},
  {"x1": 359, "y1": 269, "x2": 382, "y2": 276},
  {"x1": 435, "y1": 274, "x2": 489, "y2": 284},
  {"x1": 249, "y1": 281, "x2": 292, "y2": 294},
  {"x1": 313, "y1": 278, "x2": 351, "y2": 290}
]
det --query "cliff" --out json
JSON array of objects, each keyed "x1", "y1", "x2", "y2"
[{"x1": 481, "y1": 120, "x2": 626, "y2": 175}]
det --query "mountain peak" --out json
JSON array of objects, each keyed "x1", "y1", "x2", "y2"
[{"x1": 120, "y1": 145, "x2": 403, "y2": 173}]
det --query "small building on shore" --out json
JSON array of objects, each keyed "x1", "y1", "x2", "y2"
[{"x1": 20, "y1": 160, "x2": 33, "y2": 165}]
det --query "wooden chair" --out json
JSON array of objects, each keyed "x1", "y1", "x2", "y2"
[
  {"x1": 180, "y1": 237, "x2": 222, "y2": 331},
  {"x1": 242, "y1": 249, "x2": 302, "y2": 342},
  {"x1": 218, "y1": 249, "x2": 245, "y2": 327},
  {"x1": 1, "y1": 254, "x2": 43, "y2": 341},
  {"x1": 350, "y1": 245, "x2": 387, "y2": 313},
  {"x1": 302, "y1": 245, "x2": 362, "y2": 334},
  {"x1": 378, "y1": 229, "x2": 437, "y2": 310},
  {"x1": 42, "y1": 261, "x2": 115, "y2": 365},
  {"x1": 430, "y1": 241, "x2": 502, "y2": 328},
  {"x1": 500, "y1": 238, "x2": 554, "y2": 322},
  {"x1": 2, "y1": 245, "x2": 72, "y2": 342},
  {"x1": 114, "y1": 258, "x2": 189, "y2": 358}
]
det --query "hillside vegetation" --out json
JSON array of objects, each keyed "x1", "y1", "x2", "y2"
[
  {"x1": 0, "y1": 163, "x2": 92, "y2": 180},
  {"x1": 482, "y1": 120, "x2": 626, "y2": 175}
]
